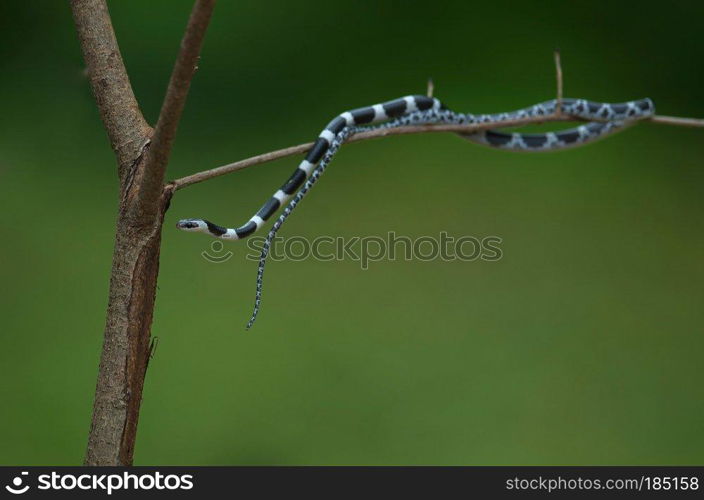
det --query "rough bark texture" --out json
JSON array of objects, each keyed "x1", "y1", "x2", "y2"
[
  {"x1": 89, "y1": 193, "x2": 170, "y2": 466},
  {"x1": 71, "y1": 0, "x2": 214, "y2": 465},
  {"x1": 70, "y1": 0, "x2": 151, "y2": 178}
]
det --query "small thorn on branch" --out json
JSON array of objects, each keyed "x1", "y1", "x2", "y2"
[
  {"x1": 149, "y1": 336, "x2": 159, "y2": 360},
  {"x1": 554, "y1": 49, "x2": 563, "y2": 115}
]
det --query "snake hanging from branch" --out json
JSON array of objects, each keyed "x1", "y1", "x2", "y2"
[{"x1": 176, "y1": 94, "x2": 655, "y2": 328}]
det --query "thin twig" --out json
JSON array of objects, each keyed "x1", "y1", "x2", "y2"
[
  {"x1": 650, "y1": 115, "x2": 704, "y2": 127},
  {"x1": 172, "y1": 143, "x2": 313, "y2": 189},
  {"x1": 139, "y1": 0, "x2": 216, "y2": 212},
  {"x1": 170, "y1": 115, "x2": 567, "y2": 189},
  {"x1": 170, "y1": 111, "x2": 703, "y2": 191},
  {"x1": 554, "y1": 50, "x2": 563, "y2": 115}
]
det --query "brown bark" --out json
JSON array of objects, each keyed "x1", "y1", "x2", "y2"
[
  {"x1": 70, "y1": 0, "x2": 152, "y2": 178},
  {"x1": 70, "y1": 0, "x2": 215, "y2": 465}
]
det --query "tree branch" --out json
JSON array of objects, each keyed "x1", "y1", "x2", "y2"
[
  {"x1": 72, "y1": 0, "x2": 216, "y2": 466},
  {"x1": 170, "y1": 112, "x2": 703, "y2": 191},
  {"x1": 70, "y1": 0, "x2": 151, "y2": 176},
  {"x1": 650, "y1": 115, "x2": 704, "y2": 127},
  {"x1": 136, "y1": 0, "x2": 216, "y2": 215},
  {"x1": 170, "y1": 49, "x2": 702, "y2": 193}
]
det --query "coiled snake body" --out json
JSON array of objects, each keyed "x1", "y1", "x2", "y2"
[{"x1": 177, "y1": 95, "x2": 655, "y2": 327}]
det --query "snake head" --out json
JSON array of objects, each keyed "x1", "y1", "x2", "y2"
[{"x1": 176, "y1": 219, "x2": 207, "y2": 232}]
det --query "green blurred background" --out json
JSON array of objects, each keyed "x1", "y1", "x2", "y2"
[{"x1": 1, "y1": 0, "x2": 703, "y2": 465}]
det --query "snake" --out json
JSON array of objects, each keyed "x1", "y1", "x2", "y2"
[{"x1": 176, "y1": 94, "x2": 655, "y2": 328}]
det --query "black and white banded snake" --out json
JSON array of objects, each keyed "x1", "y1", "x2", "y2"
[{"x1": 176, "y1": 95, "x2": 655, "y2": 328}]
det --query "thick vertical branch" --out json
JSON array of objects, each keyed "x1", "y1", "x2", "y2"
[
  {"x1": 71, "y1": 0, "x2": 215, "y2": 465},
  {"x1": 71, "y1": 0, "x2": 151, "y2": 177}
]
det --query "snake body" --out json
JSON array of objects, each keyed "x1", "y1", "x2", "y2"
[{"x1": 176, "y1": 94, "x2": 655, "y2": 327}]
